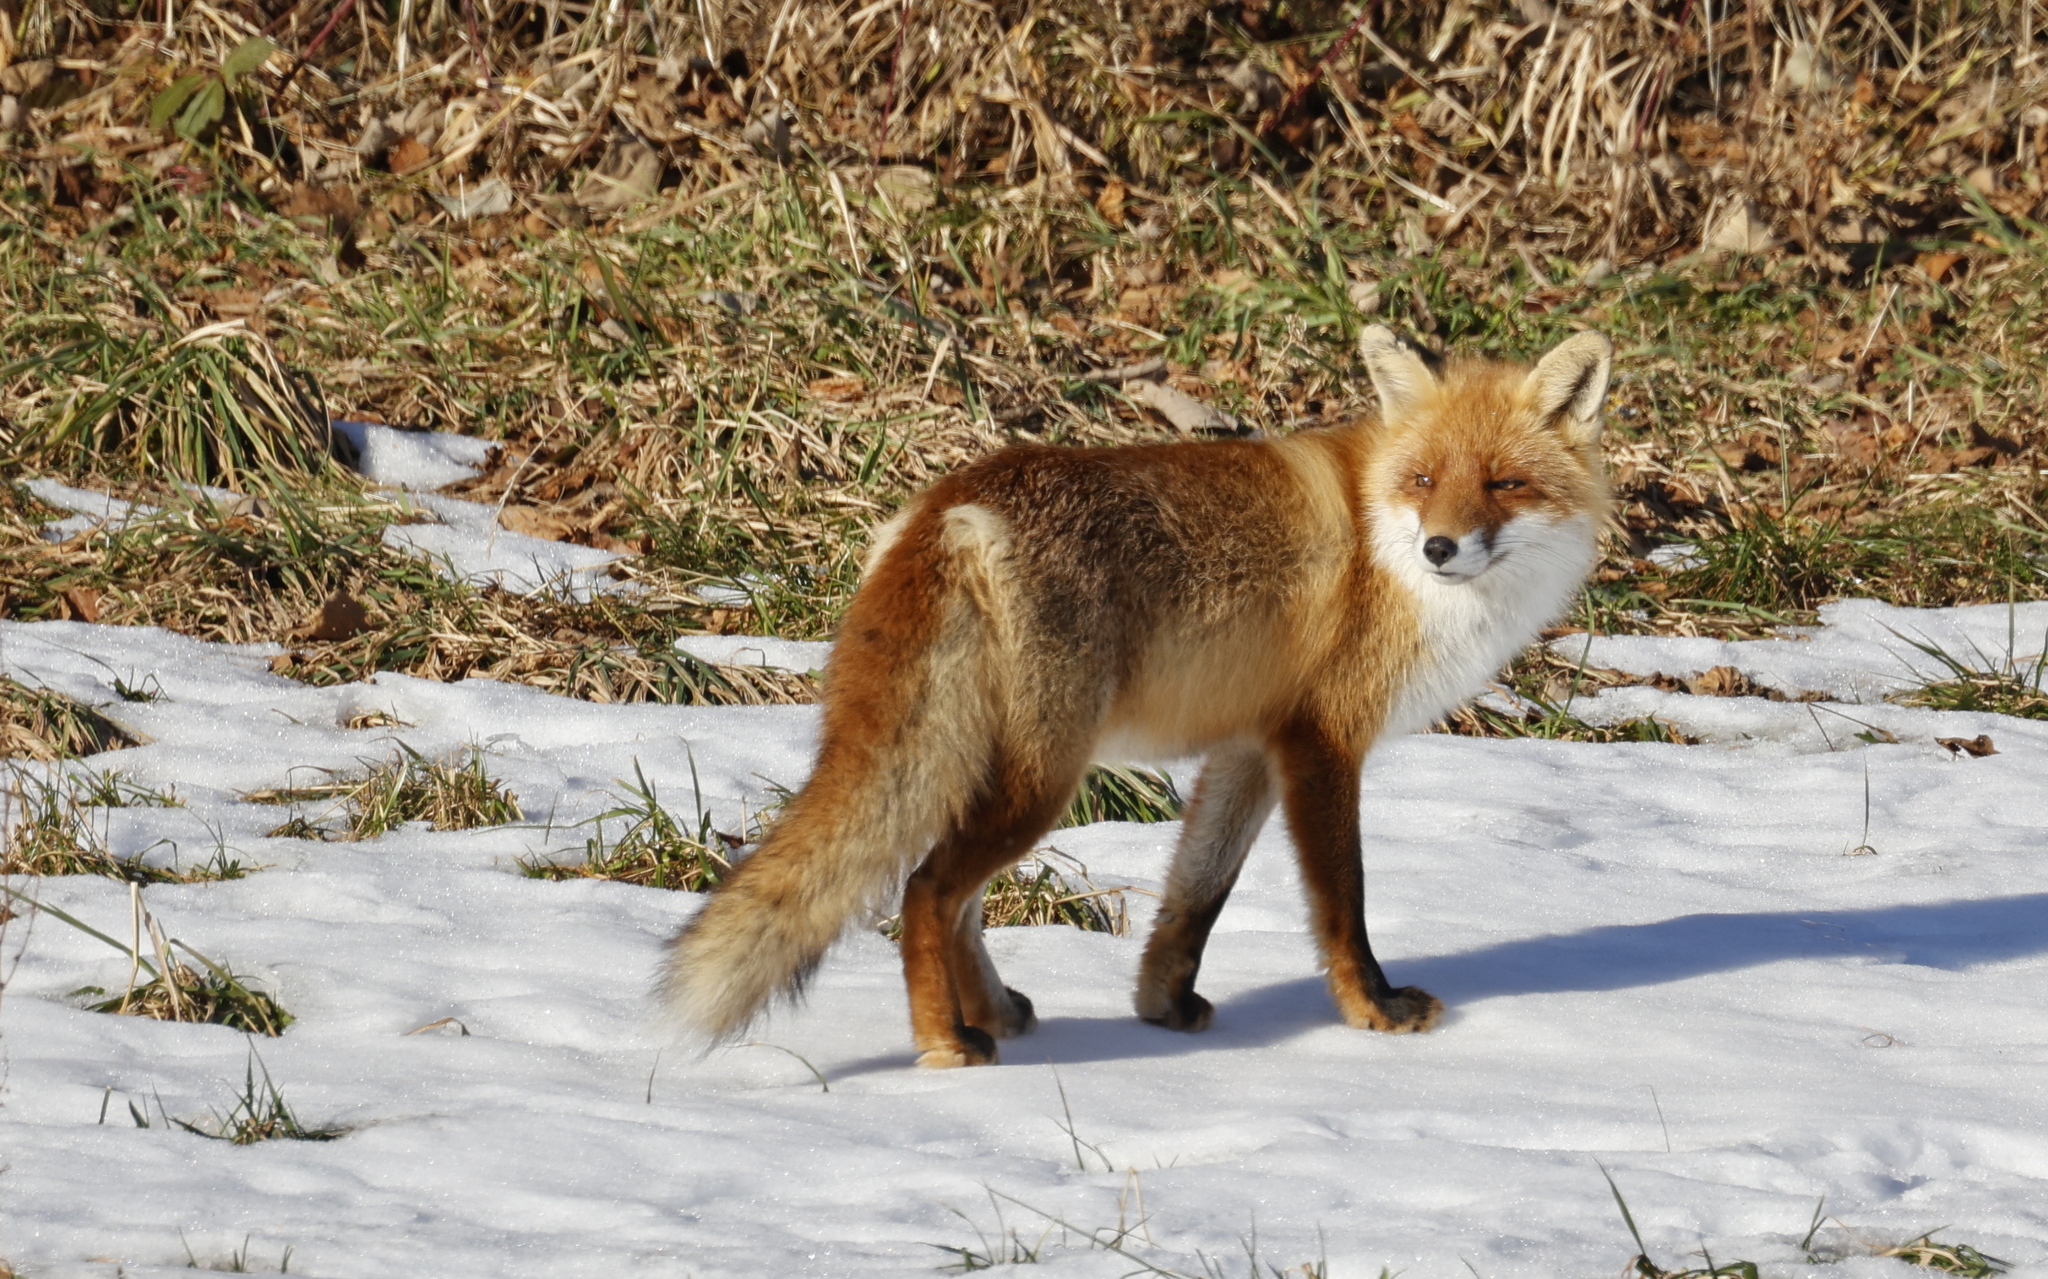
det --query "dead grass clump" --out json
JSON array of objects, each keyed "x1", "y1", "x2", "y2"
[
  {"x1": 1060, "y1": 766, "x2": 1183, "y2": 827},
  {"x1": 2, "y1": 766, "x2": 241, "y2": 883},
  {"x1": 1436, "y1": 703, "x2": 1698, "y2": 745},
  {"x1": 521, "y1": 762, "x2": 736, "y2": 891},
  {"x1": 878, "y1": 850, "x2": 1132, "y2": 940},
  {"x1": 0, "y1": 676, "x2": 138, "y2": 760},
  {"x1": 8, "y1": 885, "x2": 295, "y2": 1034},
  {"x1": 171, "y1": 1052, "x2": 341, "y2": 1145},
  {"x1": 0, "y1": 481, "x2": 822, "y2": 700},
  {"x1": 1888, "y1": 627, "x2": 2048, "y2": 721},
  {"x1": 1, "y1": 318, "x2": 353, "y2": 490},
  {"x1": 1873, "y1": 1233, "x2": 2008, "y2": 1276},
  {"x1": 83, "y1": 955, "x2": 293, "y2": 1036},
  {"x1": 249, "y1": 745, "x2": 520, "y2": 839},
  {"x1": 979, "y1": 852, "x2": 1130, "y2": 936}
]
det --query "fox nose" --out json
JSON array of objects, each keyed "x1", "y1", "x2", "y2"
[{"x1": 1423, "y1": 535, "x2": 1458, "y2": 566}]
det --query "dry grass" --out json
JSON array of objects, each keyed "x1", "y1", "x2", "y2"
[
  {"x1": 10, "y1": 883, "x2": 296, "y2": 1033},
  {"x1": 877, "y1": 850, "x2": 1133, "y2": 940},
  {"x1": 1, "y1": 764, "x2": 246, "y2": 882},
  {"x1": 0, "y1": 675, "x2": 138, "y2": 759},
  {"x1": 978, "y1": 851, "x2": 1130, "y2": 936},
  {"x1": 1, "y1": 479, "x2": 825, "y2": 698},
  {"x1": 248, "y1": 743, "x2": 521, "y2": 839},
  {"x1": 520, "y1": 760, "x2": 738, "y2": 891},
  {"x1": 1874, "y1": 1233, "x2": 2009, "y2": 1276},
  {"x1": 1886, "y1": 622, "x2": 2048, "y2": 719},
  {"x1": 82, "y1": 953, "x2": 292, "y2": 1035},
  {"x1": 0, "y1": 0, "x2": 2043, "y2": 678},
  {"x1": 3, "y1": 0, "x2": 2041, "y2": 268}
]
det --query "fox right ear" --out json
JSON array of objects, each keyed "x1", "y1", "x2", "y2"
[{"x1": 1357, "y1": 325, "x2": 1438, "y2": 420}]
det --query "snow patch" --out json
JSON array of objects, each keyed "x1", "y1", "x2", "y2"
[
  {"x1": 330, "y1": 419, "x2": 497, "y2": 491},
  {"x1": 1554, "y1": 598, "x2": 2048, "y2": 703},
  {"x1": 674, "y1": 634, "x2": 833, "y2": 672}
]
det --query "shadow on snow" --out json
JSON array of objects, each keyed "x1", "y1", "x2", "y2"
[{"x1": 998, "y1": 891, "x2": 2048, "y2": 1069}]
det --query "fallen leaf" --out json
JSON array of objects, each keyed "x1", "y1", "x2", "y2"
[
  {"x1": 806, "y1": 375, "x2": 867, "y2": 401},
  {"x1": 1937, "y1": 734, "x2": 1998, "y2": 758},
  {"x1": 1918, "y1": 251, "x2": 1962, "y2": 283},
  {"x1": 387, "y1": 136, "x2": 431, "y2": 176},
  {"x1": 61, "y1": 586, "x2": 102, "y2": 622},
  {"x1": 1122, "y1": 380, "x2": 1242, "y2": 435},
  {"x1": 435, "y1": 176, "x2": 514, "y2": 220},
  {"x1": 298, "y1": 589, "x2": 369, "y2": 641},
  {"x1": 573, "y1": 141, "x2": 662, "y2": 213},
  {"x1": 1095, "y1": 179, "x2": 1127, "y2": 227},
  {"x1": 1687, "y1": 665, "x2": 1760, "y2": 698},
  {"x1": 498, "y1": 504, "x2": 575, "y2": 541}
]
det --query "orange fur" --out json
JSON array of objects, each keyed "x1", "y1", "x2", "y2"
[{"x1": 661, "y1": 326, "x2": 1613, "y2": 1067}]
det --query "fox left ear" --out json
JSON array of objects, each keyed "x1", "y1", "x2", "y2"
[{"x1": 1525, "y1": 331, "x2": 1613, "y2": 447}]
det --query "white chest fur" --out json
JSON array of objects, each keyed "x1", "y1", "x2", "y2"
[{"x1": 1370, "y1": 505, "x2": 1599, "y2": 737}]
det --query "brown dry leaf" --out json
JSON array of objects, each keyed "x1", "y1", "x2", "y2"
[
  {"x1": 1095, "y1": 179, "x2": 1127, "y2": 227},
  {"x1": 1918, "y1": 251, "x2": 1963, "y2": 283},
  {"x1": 1116, "y1": 284, "x2": 1183, "y2": 326},
  {"x1": 388, "y1": 137, "x2": 432, "y2": 176},
  {"x1": 806, "y1": 375, "x2": 868, "y2": 401},
  {"x1": 61, "y1": 587, "x2": 102, "y2": 622},
  {"x1": 1687, "y1": 666, "x2": 1760, "y2": 698},
  {"x1": 283, "y1": 182, "x2": 362, "y2": 236},
  {"x1": 498, "y1": 505, "x2": 575, "y2": 541},
  {"x1": 201, "y1": 287, "x2": 263, "y2": 319},
  {"x1": 298, "y1": 590, "x2": 370, "y2": 641},
  {"x1": 1820, "y1": 419, "x2": 1882, "y2": 468},
  {"x1": 1937, "y1": 734, "x2": 1998, "y2": 758},
  {"x1": 573, "y1": 141, "x2": 663, "y2": 214},
  {"x1": 1711, "y1": 439, "x2": 1777, "y2": 471}
]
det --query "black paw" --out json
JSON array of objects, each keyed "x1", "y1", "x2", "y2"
[
  {"x1": 1002, "y1": 986, "x2": 1038, "y2": 1034},
  {"x1": 1141, "y1": 989, "x2": 1214, "y2": 1032}
]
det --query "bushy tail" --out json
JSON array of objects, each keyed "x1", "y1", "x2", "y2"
[{"x1": 660, "y1": 511, "x2": 1002, "y2": 1041}]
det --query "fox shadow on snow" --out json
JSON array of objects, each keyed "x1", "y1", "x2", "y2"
[{"x1": 1015, "y1": 891, "x2": 2048, "y2": 1067}]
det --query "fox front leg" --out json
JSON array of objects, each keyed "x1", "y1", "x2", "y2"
[
  {"x1": 1136, "y1": 742, "x2": 1276, "y2": 1031},
  {"x1": 1273, "y1": 718, "x2": 1443, "y2": 1034}
]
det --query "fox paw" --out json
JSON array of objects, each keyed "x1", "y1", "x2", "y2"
[
  {"x1": 916, "y1": 1024, "x2": 999, "y2": 1069},
  {"x1": 1138, "y1": 988, "x2": 1214, "y2": 1033},
  {"x1": 999, "y1": 986, "x2": 1038, "y2": 1037},
  {"x1": 1342, "y1": 985, "x2": 1444, "y2": 1034}
]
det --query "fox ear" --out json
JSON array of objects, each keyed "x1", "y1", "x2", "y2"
[
  {"x1": 1357, "y1": 325, "x2": 1438, "y2": 420},
  {"x1": 1525, "y1": 330, "x2": 1613, "y2": 447}
]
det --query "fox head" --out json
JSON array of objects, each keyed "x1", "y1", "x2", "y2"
[{"x1": 1359, "y1": 325, "x2": 1611, "y2": 587}]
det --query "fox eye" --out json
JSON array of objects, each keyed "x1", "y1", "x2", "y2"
[
  {"x1": 1414, "y1": 474, "x2": 1434, "y2": 488},
  {"x1": 1488, "y1": 478, "x2": 1527, "y2": 491}
]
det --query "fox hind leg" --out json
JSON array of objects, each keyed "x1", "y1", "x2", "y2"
[
  {"x1": 954, "y1": 905, "x2": 1037, "y2": 1039},
  {"x1": 1136, "y1": 742, "x2": 1276, "y2": 1032},
  {"x1": 1272, "y1": 720, "x2": 1443, "y2": 1034},
  {"x1": 901, "y1": 764, "x2": 1076, "y2": 1067}
]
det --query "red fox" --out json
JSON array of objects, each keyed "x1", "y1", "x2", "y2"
[{"x1": 663, "y1": 325, "x2": 1612, "y2": 1067}]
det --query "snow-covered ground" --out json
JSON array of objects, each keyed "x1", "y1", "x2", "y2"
[{"x1": 3, "y1": 599, "x2": 2045, "y2": 1279}]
